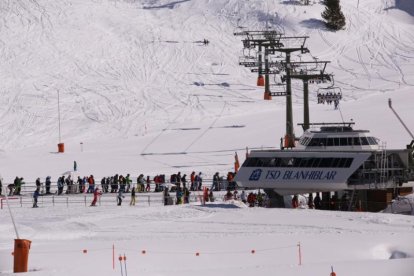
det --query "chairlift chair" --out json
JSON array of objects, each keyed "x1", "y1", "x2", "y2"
[
  {"x1": 238, "y1": 48, "x2": 258, "y2": 65},
  {"x1": 316, "y1": 86, "x2": 342, "y2": 105}
]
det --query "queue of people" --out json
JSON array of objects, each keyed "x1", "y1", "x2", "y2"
[{"x1": 1, "y1": 170, "x2": 359, "y2": 212}]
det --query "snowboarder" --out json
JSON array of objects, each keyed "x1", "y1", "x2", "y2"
[
  {"x1": 74, "y1": 161, "x2": 77, "y2": 171},
  {"x1": 90, "y1": 187, "x2": 102, "y2": 206}
]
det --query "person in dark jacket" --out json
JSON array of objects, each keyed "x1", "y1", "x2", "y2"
[
  {"x1": 45, "y1": 176, "x2": 52, "y2": 194},
  {"x1": 117, "y1": 190, "x2": 124, "y2": 206},
  {"x1": 314, "y1": 193, "x2": 322, "y2": 209},
  {"x1": 163, "y1": 186, "x2": 170, "y2": 206},
  {"x1": 212, "y1": 172, "x2": 220, "y2": 191}
]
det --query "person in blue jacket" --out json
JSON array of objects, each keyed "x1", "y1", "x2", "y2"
[{"x1": 33, "y1": 188, "x2": 40, "y2": 208}]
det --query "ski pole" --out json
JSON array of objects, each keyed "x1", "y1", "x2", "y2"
[{"x1": 119, "y1": 255, "x2": 123, "y2": 276}]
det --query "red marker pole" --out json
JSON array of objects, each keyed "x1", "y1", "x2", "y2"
[
  {"x1": 112, "y1": 244, "x2": 115, "y2": 270},
  {"x1": 298, "y1": 242, "x2": 302, "y2": 266}
]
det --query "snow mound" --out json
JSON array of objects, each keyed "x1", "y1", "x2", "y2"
[
  {"x1": 372, "y1": 244, "x2": 411, "y2": 260},
  {"x1": 198, "y1": 200, "x2": 247, "y2": 209},
  {"x1": 390, "y1": 250, "x2": 409, "y2": 259},
  {"x1": 382, "y1": 194, "x2": 414, "y2": 215}
]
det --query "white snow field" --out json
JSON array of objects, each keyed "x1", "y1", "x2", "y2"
[{"x1": 1, "y1": 0, "x2": 414, "y2": 275}]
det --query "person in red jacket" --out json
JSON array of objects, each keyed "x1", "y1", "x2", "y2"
[{"x1": 90, "y1": 188, "x2": 102, "y2": 206}]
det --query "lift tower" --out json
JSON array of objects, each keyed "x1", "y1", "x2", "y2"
[
  {"x1": 281, "y1": 61, "x2": 331, "y2": 130},
  {"x1": 271, "y1": 36, "x2": 310, "y2": 148},
  {"x1": 235, "y1": 32, "x2": 313, "y2": 148},
  {"x1": 234, "y1": 30, "x2": 283, "y2": 88}
]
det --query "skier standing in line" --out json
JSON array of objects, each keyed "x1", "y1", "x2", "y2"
[
  {"x1": 33, "y1": 187, "x2": 40, "y2": 208},
  {"x1": 45, "y1": 176, "x2": 52, "y2": 194},
  {"x1": 190, "y1": 171, "x2": 195, "y2": 191},
  {"x1": 145, "y1": 176, "x2": 151, "y2": 192},
  {"x1": 196, "y1": 172, "x2": 203, "y2": 190},
  {"x1": 126, "y1": 174, "x2": 132, "y2": 193},
  {"x1": 130, "y1": 187, "x2": 136, "y2": 206},
  {"x1": 117, "y1": 189, "x2": 124, "y2": 206},
  {"x1": 163, "y1": 186, "x2": 170, "y2": 206}
]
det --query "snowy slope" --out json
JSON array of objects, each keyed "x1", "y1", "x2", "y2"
[
  {"x1": 1, "y1": 0, "x2": 413, "y2": 182},
  {"x1": 0, "y1": 1, "x2": 414, "y2": 275}
]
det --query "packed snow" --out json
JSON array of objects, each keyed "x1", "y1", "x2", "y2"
[{"x1": 1, "y1": 0, "x2": 414, "y2": 275}]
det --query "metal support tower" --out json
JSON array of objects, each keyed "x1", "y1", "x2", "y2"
[{"x1": 286, "y1": 61, "x2": 331, "y2": 130}]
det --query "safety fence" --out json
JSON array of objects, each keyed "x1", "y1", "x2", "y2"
[
  {"x1": 1, "y1": 178, "x2": 236, "y2": 197},
  {"x1": 0, "y1": 192, "x2": 211, "y2": 209}
]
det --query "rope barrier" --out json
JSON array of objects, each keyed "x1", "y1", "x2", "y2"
[
  {"x1": 23, "y1": 242, "x2": 304, "y2": 269},
  {"x1": 29, "y1": 244, "x2": 298, "y2": 256}
]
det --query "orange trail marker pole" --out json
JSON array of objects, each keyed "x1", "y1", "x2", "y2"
[
  {"x1": 330, "y1": 265, "x2": 336, "y2": 276},
  {"x1": 297, "y1": 242, "x2": 302, "y2": 266},
  {"x1": 123, "y1": 254, "x2": 128, "y2": 276},
  {"x1": 119, "y1": 255, "x2": 123, "y2": 276}
]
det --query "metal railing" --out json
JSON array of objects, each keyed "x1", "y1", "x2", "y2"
[
  {"x1": 1, "y1": 193, "x2": 209, "y2": 209},
  {"x1": 1, "y1": 178, "x2": 237, "y2": 197}
]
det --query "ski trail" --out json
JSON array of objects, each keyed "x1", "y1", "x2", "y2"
[{"x1": 183, "y1": 101, "x2": 227, "y2": 153}]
